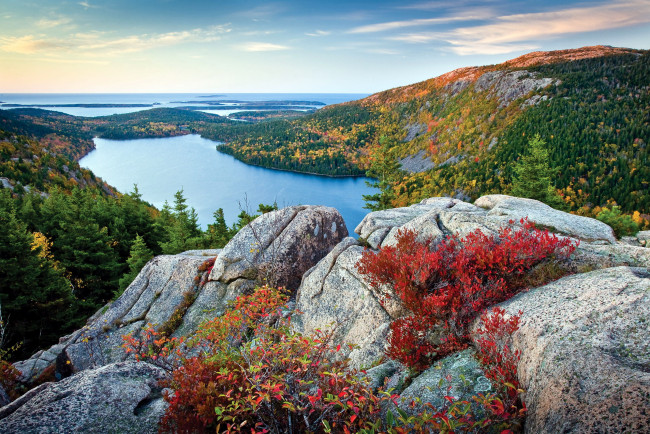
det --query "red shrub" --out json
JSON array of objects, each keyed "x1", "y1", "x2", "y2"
[
  {"x1": 0, "y1": 361, "x2": 21, "y2": 400},
  {"x1": 475, "y1": 307, "x2": 522, "y2": 394},
  {"x1": 157, "y1": 286, "x2": 393, "y2": 433},
  {"x1": 357, "y1": 219, "x2": 576, "y2": 370},
  {"x1": 124, "y1": 286, "x2": 534, "y2": 433},
  {"x1": 475, "y1": 307, "x2": 526, "y2": 427}
]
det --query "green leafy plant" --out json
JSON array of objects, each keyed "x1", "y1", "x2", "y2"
[{"x1": 596, "y1": 205, "x2": 640, "y2": 237}]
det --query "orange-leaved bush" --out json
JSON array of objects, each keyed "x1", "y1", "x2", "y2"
[
  {"x1": 150, "y1": 286, "x2": 396, "y2": 433},
  {"x1": 356, "y1": 219, "x2": 576, "y2": 371},
  {"x1": 124, "y1": 285, "x2": 540, "y2": 433}
]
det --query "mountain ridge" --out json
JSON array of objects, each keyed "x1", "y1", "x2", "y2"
[{"x1": 214, "y1": 45, "x2": 648, "y2": 218}]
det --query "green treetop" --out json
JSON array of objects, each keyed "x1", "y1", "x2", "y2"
[
  {"x1": 116, "y1": 234, "x2": 154, "y2": 298},
  {"x1": 363, "y1": 136, "x2": 400, "y2": 211},
  {"x1": 0, "y1": 190, "x2": 77, "y2": 360},
  {"x1": 510, "y1": 134, "x2": 565, "y2": 209}
]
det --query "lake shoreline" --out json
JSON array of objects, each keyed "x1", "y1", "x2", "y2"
[
  {"x1": 80, "y1": 135, "x2": 373, "y2": 231},
  {"x1": 81, "y1": 132, "x2": 370, "y2": 180},
  {"x1": 217, "y1": 152, "x2": 369, "y2": 179}
]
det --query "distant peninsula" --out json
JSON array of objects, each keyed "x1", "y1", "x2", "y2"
[
  {"x1": 171, "y1": 100, "x2": 326, "y2": 106},
  {"x1": 1, "y1": 103, "x2": 154, "y2": 108}
]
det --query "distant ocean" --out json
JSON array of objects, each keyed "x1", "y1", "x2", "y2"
[{"x1": 0, "y1": 93, "x2": 368, "y2": 117}]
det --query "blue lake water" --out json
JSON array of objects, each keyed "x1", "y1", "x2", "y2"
[{"x1": 79, "y1": 135, "x2": 373, "y2": 234}]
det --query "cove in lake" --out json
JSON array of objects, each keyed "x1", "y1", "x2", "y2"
[{"x1": 79, "y1": 134, "x2": 373, "y2": 234}]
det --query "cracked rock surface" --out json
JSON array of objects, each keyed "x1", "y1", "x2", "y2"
[
  {"x1": 472, "y1": 267, "x2": 650, "y2": 433},
  {"x1": 209, "y1": 205, "x2": 347, "y2": 290},
  {"x1": 0, "y1": 362, "x2": 168, "y2": 434}
]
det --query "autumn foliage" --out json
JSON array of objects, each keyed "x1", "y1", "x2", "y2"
[
  {"x1": 125, "y1": 286, "x2": 395, "y2": 433},
  {"x1": 123, "y1": 284, "x2": 535, "y2": 433},
  {"x1": 356, "y1": 219, "x2": 577, "y2": 371}
]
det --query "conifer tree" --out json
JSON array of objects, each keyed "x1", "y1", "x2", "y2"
[
  {"x1": 0, "y1": 190, "x2": 77, "y2": 360},
  {"x1": 116, "y1": 235, "x2": 153, "y2": 297},
  {"x1": 363, "y1": 136, "x2": 400, "y2": 211},
  {"x1": 510, "y1": 134, "x2": 565, "y2": 209},
  {"x1": 160, "y1": 189, "x2": 202, "y2": 254},
  {"x1": 205, "y1": 208, "x2": 231, "y2": 248}
]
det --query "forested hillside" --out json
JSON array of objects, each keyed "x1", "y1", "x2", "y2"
[
  {"x1": 374, "y1": 47, "x2": 649, "y2": 217},
  {"x1": 0, "y1": 116, "x2": 272, "y2": 361},
  {"x1": 203, "y1": 46, "x2": 649, "y2": 219}
]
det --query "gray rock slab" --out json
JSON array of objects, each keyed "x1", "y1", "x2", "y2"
[
  {"x1": 209, "y1": 205, "x2": 347, "y2": 290},
  {"x1": 475, "y1": 194, "x2": 616, "y2": 243},
  {"x1": 573, "y1": 242, "x2": 650, "y2": 269},
  {"x1": 472, "y1": 267, "x2": 650, "y2": 433},
  {"x1": 356, "y1": 197, "x2": 462, "y2": 248},
  {"x1": 294, "y1": 239, "x2": 392, "y2": 369},
  {"x1": 0, "y1": 362, "x2": 167, "y2": 434},
  {"x1": 399, "y1": 149, "x2": 436, "y2": 174}
]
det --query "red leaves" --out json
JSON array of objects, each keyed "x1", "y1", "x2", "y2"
[
  {"x1": 357, "y1": 221, "x2": 576, "y2": 371},
  {"x1": 151, "y1": 285, "x2": 388, "y2": 433},
  {"x1": 475, "y1": 307, "x2": 522, "y2": 400}
]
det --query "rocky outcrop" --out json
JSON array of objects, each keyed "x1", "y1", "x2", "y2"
[
  {"x1": 209, "y1": 205, "x2": 347, "y2": 290},
  {"x1": 473, "y1": 70, "x2": 556, "y2": 107},
  {"x1": 293, "y1": 238, "x2": 393, "y2": 369},
  {"x1": 7, "y1": 197, "x2": 649, "y2": 433},
  {"x1": 403, "y1": 123, "x2": 426, "y2": 142},
  {"x1": 15, "y1": 253, "x2": 225, "y2": 382},
  {"x1": 295, "y1": 195, "x2": 649, "y2": 432},
  {"x1": 0, "y1": 362, "x2": 167, "y2": 434},
  {"x1": 474, "y1": 194, "x2": 616, "y2": 243},
  {"x1": 472, "y1": 267, "x2": 650, "y2": 433},
  {"x1": 15, "y1": 206, "x2": 347, "y2": 384},
  {"x1": 399, "y1": 149, "x2": 436, "y2": 173},
  {"x1": 299, "y1": 195, "x2": 649, "y2": 371}
]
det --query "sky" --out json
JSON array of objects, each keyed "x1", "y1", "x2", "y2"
[{"x1": 1, "y1": 0, "x2": 649, "y2": 93}]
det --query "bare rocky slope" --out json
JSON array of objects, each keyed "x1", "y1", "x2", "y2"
[{"x1": 2, "y1": 197, "x2": 649, "y2": 433}]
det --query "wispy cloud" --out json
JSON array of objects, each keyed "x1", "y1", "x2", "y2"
[
  {"x1": 0, "y1": 36, "x2": 70, "y2": 54},
  {"x1": 241, "y1": 30, "x2": 279, "y2": 36},
  {"x1": 78, "y1": 1, "x2": 99, "y2": 9},
  {"x1": 306, "y1": 30, "x2": 331, "y2": 37},
  {"x1": 0, "y1": 25, "x2": 231, "y2": 56},
  {"x1": 390, "y1": 0, "x2": 650, "y2": 55},
  {"x1": 36, "y1": 16, "x2": 72, "y2": 29},
  {"x1": 365, "y1": 48, "x2": 400, "y2": 55},
  {"x1": 238, "y1": 42, "x2": 290, "y2": 52},
  {"x1": 348, "y1": 15, "x2": 481, "y2": 34}
]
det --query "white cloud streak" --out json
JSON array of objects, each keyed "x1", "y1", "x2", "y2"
[
  {"x1": 348, "y1": 15, "x2": 482, "y2": 34},
  {"x1": 389, "y1": 0, "x2": 650, "y2": 55},
  {"x1": 78, "y1": 1, "x2": 98, "y2": 9},
  {"x1": 0, "y1": 25, "x2": 231, "y2": 56},
  {"x1": 36, "y1": 16, "x2": 72, "y2": 28},
  {"x1": 238, "y1": 42, "x2": 290, "y2": 52},
  {"x1": 306, "y1": 30, "x2": 331, "y2": 37}
]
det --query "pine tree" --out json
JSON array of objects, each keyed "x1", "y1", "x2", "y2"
[
  {"x1": 363, "y1": 136, "x2": 400, "y2": 211},
  {"x1": 160, "y1": 189, "x2": 202, "y2": 254},
  {"x1": 510, "y1": 134, "x2": 565, "y2": 209},
  {"x1": 0, "y1": 190, "x2": 77, "y2": 360},
  {"x1": 116, "y1": 235, "x2": 153, "y2": 297},
  {"x1": 205, "y1": 208, "x2": 231, "y2": 248}
]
